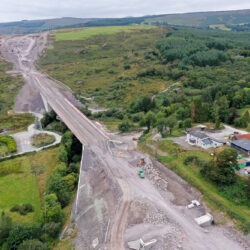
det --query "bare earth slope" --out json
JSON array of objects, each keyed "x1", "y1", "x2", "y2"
[{"x1": 0, "y1": 33, "x2": 249, "y2": 250}]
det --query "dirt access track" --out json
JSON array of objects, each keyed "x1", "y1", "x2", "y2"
[{"x1": 0, "y1": 33, "x2": 249, "y2": 250}]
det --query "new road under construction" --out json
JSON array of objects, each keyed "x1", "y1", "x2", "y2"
[{"x1": 0, "y1": 32, "x2": 248, "y2": 249}]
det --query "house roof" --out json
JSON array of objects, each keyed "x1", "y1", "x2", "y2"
[
  {"x1": 209, "y1": 137, "x2": 226, "y2": 144},
  {"x1": 190, "y1": 125, "x2": 206, "y2": 130},
  {"x1": 232, "y1": 139, "x2": 250, "y2": 151},
  {"x1": 189, "y1": 130, "x2": 208, "y2": 139},
  {"x1": 235, "y1": 134, "x2": 250, "y2": 141},
  {"x1": 202, "y1": 138, "x2": 212, "y2": 145}
]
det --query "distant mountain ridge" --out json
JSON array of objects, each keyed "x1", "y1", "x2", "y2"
[{"x1": 0, "y1": 9, "x2": 250, "y2": 34}]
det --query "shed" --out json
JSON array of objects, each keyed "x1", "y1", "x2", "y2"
[{"x1": 231, "y1": 139, "x2": 250, "y2": 156}]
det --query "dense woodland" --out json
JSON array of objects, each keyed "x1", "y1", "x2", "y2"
[{"x1": 79, "y1": 28, "x2": 250, "y2": 132}]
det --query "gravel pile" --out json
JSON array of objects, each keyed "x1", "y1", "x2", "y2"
[{"x1": 143, "y1": 161, "x2": 168, "y2": 191}]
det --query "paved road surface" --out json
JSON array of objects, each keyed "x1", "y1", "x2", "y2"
[{"x1": 1, "y1": 33, "x2": 248, "y2": 250}]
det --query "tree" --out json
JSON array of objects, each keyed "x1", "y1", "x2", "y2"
[
  {"x1": 42, "y1": 222, "x2": 61, "y2": 238},
  {"x1": 247, "y1": 177, "x2": 250, "y2": 200},
  {"x1": 201, "y1": 148, "x2": 238, "y2": 185},
  {"x1": 58, "y1": 145, "x2": 68, "y2": 163},
  {"x1": 7, "y1": 225, "x2": 41, "y2": 250},
  {"x1": 183, "y1": 118, "x2": 192, "y2": 128},
  {"x1": 18, "y1": 239, "x2": 46, "y2": 250},
  {"x1": 144, "y1": 111, "x2": 156, "y2": 131},
  {"x1": 63, "y1": 174, "x2": 77, "y2": 191},
  {"x1": 215, "y1": 120, "x2": 221, "y2": 129},
  {"x1": 118, "y1": 120, "x2": 132, "y2": 132},
  {"x1": 166, "y1": 116, "x2": 177, "y2": 134},
  {"x1": 162, "y1": 97, "x2": 170, "y2": 107},
  {"x1": 47, "y1": 173, "x2": 70, "y2": 207},
  {"x1": 156, "y1": 118, "x2": 168, "y2": 135},
  {"x1": 131, "y1": 96, "x2": 155, "y2": 113},
  {"x1": 234, "y1": 111, "x2": 250, "y2": 128},
  {"x1": 41, "y1": 194, "x2": 64, "y2": 224},
  {"x1": 0, "y1": 211, "x2": 12, "y2": 245}
]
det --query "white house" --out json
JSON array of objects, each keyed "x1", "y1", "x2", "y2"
[{"x1": 187, "y1": 130, "x2": 224, "y2": 149}]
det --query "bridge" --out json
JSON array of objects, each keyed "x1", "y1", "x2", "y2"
[{"x1": 1, "y1": 33, "x2": 244, "y2": 250}]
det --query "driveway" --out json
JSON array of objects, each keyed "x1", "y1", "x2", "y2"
[{"x1": 206, "y1": 124, "x2": 248, "y2": 142}]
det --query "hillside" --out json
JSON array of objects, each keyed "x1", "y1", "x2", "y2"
[
  {"x1": 145, "y1": 9, "x2": 250, "y2": 29},
  {"x1": 0, "y1": 17, "x2": 96, "y2": 34},
  {"x1": 1, "y1": 9, "x2": 250, "y2": 34}
]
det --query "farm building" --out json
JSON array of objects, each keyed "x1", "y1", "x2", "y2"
[
  {"x1": 188, "y1": 124, "x2": 207, "y2": 131},
  {"x1": 233, "y1": 133, "x2": 250, "y2": 141},
  {"x1": 186, "y1": 131, "x2": 224, "y2": 149},
  {"x1": 231, "y1": 139, "x2": 250, "y2": 156}
]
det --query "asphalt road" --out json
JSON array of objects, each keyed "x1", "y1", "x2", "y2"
[
  {"x1": 1, "y1": 34, "x2": 108, "y2": 146},
  {"x1": 1, "y1": 33, "x2": 248, "y2": 250}
]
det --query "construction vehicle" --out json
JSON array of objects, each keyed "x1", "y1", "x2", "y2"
[
  {"x1": 137, "y1": 169, "x2": 145, "y2": 178},
  {"x1": 137, "y1": 158, "x2": 145, "y2": 167}
]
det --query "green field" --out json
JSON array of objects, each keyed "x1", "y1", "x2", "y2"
[
  {"x1": 0, "y1": 147, "x2": 59, "y2": 225},
  {"x1": 40, "y1": 26, "x2": 172, "y2": 108},
  {"x1": 140, "y1": 138, "x2": 250, "y2": 232},
  {"x1": 56, "y1": 25, "x2": 155, "y2": 41},
  {"x1": 209, "y1": 24, "x2": 231, "y2": 31},
  {"x1": 0, "y1": 113, "x2": 34, "y2": 133},
  {"x1": 32, "y1": 133, "x2": 55, "y2": 148}
]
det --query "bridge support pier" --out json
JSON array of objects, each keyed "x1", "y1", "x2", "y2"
[{"x1": 40, "y1": 93, "x2": 52, "y2": 113}]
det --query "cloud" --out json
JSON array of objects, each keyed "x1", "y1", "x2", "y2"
[{"x1": 0, "y1": 0, "x2": 249, "y2": 22}]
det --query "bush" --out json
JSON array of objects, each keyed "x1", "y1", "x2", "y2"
[
  {"x1": 7, "y1": 225, "x2": 41, "y2": 249},
  {"x1": 118, "y1": 121, "x2": 132, "y2": 132},
  {"x1": 41, "y1": 194, "x2": 64, "y2": 224},
  {"x1": 47, "y1": 173, "x2": 70, "y2": 207},
  {"x1": 0, "y1": 136, "x2": 17, "y2": 154},
  {"x1": 18, "y1": 239, "x2": 46, "y2": 250},
  {"x1": 42, "y1": 222, "x2": 61, "y2": 238},
  {"x1": 80, "y1": 108, "x2": 92, "y2": 117},
  {"x1": 58, "y1": 145, "x2": 68, "y2": 163},
  {"x1": 0, "y1": 212, "x2": 12, "y2": 245},
  {"x1": 10, "y1": 204, "x2": 34, "y2": 216},
  {"x1": 123, "y1": 64, "x2": 131, "y2": 70},
  {"x1": 67, "y1": 163, "x2": 79, "y2": 174},
  {"x1": 41, "y1": 110, "x2": 57, "y2": 128}
]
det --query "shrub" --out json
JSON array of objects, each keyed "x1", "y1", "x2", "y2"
[
  {"x1": 42, "y1": 222, "x2": 61, "y2": 238},
  {"x1": 7, "y1": 225, "x2": 41, "y2": 249},
  {"x1": 0, "y1": 136, "x2": 17, "y2": 154},
  {"x1": 41, "y1": 194, "x2": 64, "y2": 224},
  {"x1": 58, "y1": 145, "x2": 68, "y2": 163},
  {"x1": 10, "y1": 204, "x2": 34, "y2": 216},
  {"x1": 123, "y1": 64, "x2": 131, "y2": 70},
  {"x1": 47, "y1": 173, "x2": 70, "y2": 207},
  {"x1": 18, "y1": 239, "x2": 46, "y2": 250},
  {"x1": 118, "y1": 121, "x2": 132, "y2": 133},
  {"x1": 0, "y1": 211, "x2": 12, "y2": 245}
]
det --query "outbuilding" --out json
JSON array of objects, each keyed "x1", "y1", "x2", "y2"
[{"x1": 231, "y1": 139, "x2": 250, "y2": 156}]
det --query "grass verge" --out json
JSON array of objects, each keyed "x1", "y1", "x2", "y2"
[{"x1": 32, "y1": 133, "x2": 56, "y2": 148}]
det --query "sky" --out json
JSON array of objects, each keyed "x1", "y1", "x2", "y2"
[{"x1": 0, "y1": 0, "x2": 250, "y2": 22}]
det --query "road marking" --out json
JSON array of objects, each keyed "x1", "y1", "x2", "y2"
[
  {"x1": 64, "y1": 98, "x2": 112, "y2": 140},
  {"x1": 75, "y1": 145, "x2": 84, "y2": 215}
]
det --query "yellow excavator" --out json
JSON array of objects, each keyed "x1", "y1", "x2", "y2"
[{"x1": 137, "y1": 158, "x2": 145, "y2": 167}]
